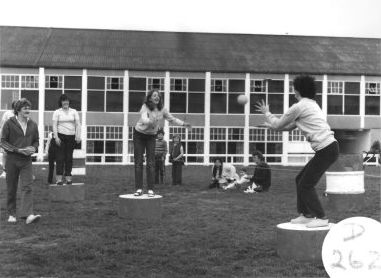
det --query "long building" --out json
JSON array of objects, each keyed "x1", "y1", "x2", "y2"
[{"x1": 1, "y1": 26, "x2": 380, "y2": 165}]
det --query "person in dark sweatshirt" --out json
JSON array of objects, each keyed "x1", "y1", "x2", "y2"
[
  {"x1": 1, "y1": 98, "x2": 41, "y2": 224},
  {"x1": 169, "y1": 134, "x2": 184, "y2": 185},
  {"x1": 250, "y1": 150, "x2": 271, "y2": 193},
  {"x1": 154, "y1": 128, "x2": 167, "y2": 185}
]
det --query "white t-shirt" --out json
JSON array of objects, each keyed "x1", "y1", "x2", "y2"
[{"x1": 52, "y1": 108, "x2": 80, "y2": 136}]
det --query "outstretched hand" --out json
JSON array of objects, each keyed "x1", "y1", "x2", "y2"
[{"x1": 254, "y1": 99, "x2": 270, "y2": 114}]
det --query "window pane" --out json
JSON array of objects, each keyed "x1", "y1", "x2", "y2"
[
  {"x1": 64, "y1": 76, "x2": 82, "y2": 89},
  {"x1": 21, "y1": 90, "x2": 39, "y2": 110},
  {"x1": 87, "y1": 141, "x2": 104, "y2": 154},
  {"x1": 268, "y1": 80, "x2": 284, "y2": 93},
  {"x1": 345, "y1": 82, "x2": 360, "y2": 95},
  {"x1": 88, "y1": 77, "x2": 104, "y2": 90},
  {"x1": 210, "y1": 94, "x2": 226, "y2": 113},
  {"x1": 228, "y1": 142, "x2": 244, "y2": 154},
  {"x1": 228, "y1": 80, "x2": 245, "y2": 92},
  {"x1": 210, "y1": 142, "x2": 226, "y2": 154},
  {"x1": 289, "y1": 94, "x2": 298, "y2": 107},
  {"x1": 88, "y1": 91, "x2": 105, "y2": 111},
  {"x1": 106, "y1": 141, "x2": 123, "y2": 154},
  {"x1": 105, "y1": 156, "x2": 122, "y2": 162},
  {"x1": 249, "y1": 142, "x2": 265, "y2": 154},
  {"x1": 315, "y1": 81, "x2": 323, "y2": 93},
  {"x1": 106, "y1": 91, "x2": 123, "y2": 112},
  {"x1": 250, "y1": 93, "x2": 266, "y2": 114},
  {"x1": 344, "y1": 95, "x2": 360, "y2": 115},
  {"x1": 188, "y1": 93, "x2": 204, "y2": 113},
  {"x1": 64, "y1": 90, "x2": 81, "y2": 111},
  {"x1": 188, "y1": 79, "x2": 205, "y2": 92},
  {"x1": 228, "y1": 94, "x2": 244, "y2": 113},
  {"x1": 129, "y1": 77, "x2": 146, "y2": 90},
  {"x1": 187, "y1": 142, "x2": 204, "y2": 154},
  {"x1": 267, "y1": 143, "x2": 283, "y2": 154},
  {"x1": 129, "y1": 91, "x2": 145, "y2": 112},
  {"x1": 268, "y1": 94, "x2": 283, "y2": 114},
  {"x1": 170, "y1": 93, "x2": 186, "y2": 113},
  {"x1": 365, "y1": 96, "x2": 380, "y2": 115},
  {"x1": 1, "y1": 89, "x2": 19, "y2": 110},
  {"x1": 328, "y1": 95, "x2": 343, "y2": 114},
  {"x1": 266, "y1": 156, "x2": 281, "y2": 163},
  {"x1": 87, "y1": 156, "x2": 102, "y2": 162},
  {"x1": 45, "y1": 90, "x2": 62, "y2": 111}
]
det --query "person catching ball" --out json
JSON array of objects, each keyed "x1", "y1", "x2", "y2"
[{"x1": 255, "y1": 75, "x2": 338, "y2": 228}]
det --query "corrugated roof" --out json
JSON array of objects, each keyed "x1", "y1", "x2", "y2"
[{"x1": 1, "y1": 26, "x2": 380, "y2": 75}]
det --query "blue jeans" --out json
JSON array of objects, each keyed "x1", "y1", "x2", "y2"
[{"x1": 133, "y1": 129, "x2": 156, "y2": 190}]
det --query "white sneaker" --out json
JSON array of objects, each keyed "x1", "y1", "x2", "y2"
[
  {"x1": 147, "y1": 190, "x2": 155, "y2": 197},
  {"x1": 290, "y1": 214, "x2": 314, "y2": 224},
  {"x1": 26, "y1": 214, "x2": 41, "y2": 224},
  {"x1": 0, "y1": 172, "x2": 6, "y2": 179},
  {"x1": 7, "y1": 215, "x2": 16, "y2": 223},
  {"x1": 133, "y1": 189, "x2": 143, "y2": 196},
  {"x1": 306, "y1": 218, "x2": 329, "y2": 228}
]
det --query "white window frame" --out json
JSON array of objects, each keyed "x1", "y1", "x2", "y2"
[
  {"x1": 86, "y1": 125, "x2": 123, "y2": 164},
  {"x1": 209, "y1": 126, "x2": 245, "y2": 164},
  {"x1": 249, "y1": 127, "x2": 283, "y2": 164}
]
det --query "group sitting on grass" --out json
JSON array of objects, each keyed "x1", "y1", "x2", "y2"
[{"x1": 208, "y1": 150, "x2": 271, "y2": 193}]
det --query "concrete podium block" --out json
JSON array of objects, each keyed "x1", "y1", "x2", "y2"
[
  {"x1": 118, "y1": 194, "x2": 162, "y2": 221},
  {"x1": 325, "y1": 171, "x2": 365, "y2": 211},
  {"x1": 276, "y1": 222, "x2": 334, "y2": 262},
  {"x1": 49, "y1": 183, "x2": 86, "y2": 202}
]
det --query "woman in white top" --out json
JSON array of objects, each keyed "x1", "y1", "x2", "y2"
[
  {"x1": 52, "y1": 94, "x2": 81, "y2": 185},
  {"x1": 133, "y1": 89, "x2": 191, "y2": 197},
  {"x1": 256, "y1": 75, "x2": 338, "y2": 228}
]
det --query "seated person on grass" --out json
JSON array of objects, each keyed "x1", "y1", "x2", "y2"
[
  {"x1": 223, "y1": 166, "x2": 252, "y2": 191},
  {"x1": 209, "y1": 158, "x2": 239, "y2": 189},
  {"x1": 246, "y1": 150, "x2": 271, "y2": 193}
]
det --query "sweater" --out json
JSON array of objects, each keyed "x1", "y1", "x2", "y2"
[
  {"x1": 135, "y1": 104, "x2": 184, "y2": 135},
  {"x1": 0, "y1": 116, "x2": 39, "y2": 156},
  {"x1": 251, "y1": 161, "x2": 271, "y2": 191},
  {"x1": 155, "y1": 139, "x2": 168, "y2": 157},
  {"x1": 265, "y1": 98, "x2": 336, "y2": 151}
]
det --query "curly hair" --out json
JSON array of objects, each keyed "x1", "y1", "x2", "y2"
[
  {"x1": 292, "y1": 75, "x2": 316, "y2": 99},
  {"x1": 14, "y1": 98, "x2": 32, "y2": 115}
]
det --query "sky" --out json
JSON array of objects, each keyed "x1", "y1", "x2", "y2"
[{"x1": 0, "y1": 0, "x2": 381, "y2": 38}]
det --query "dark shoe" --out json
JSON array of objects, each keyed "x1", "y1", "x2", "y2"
[
  {"x1": 56, "y1": 181, "x2": 63, "y2": 185},
  {"x1": 66, "y1": 181, "x2": 72, "y2": 185}
]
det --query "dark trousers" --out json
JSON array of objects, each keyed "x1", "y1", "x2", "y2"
[
  {"x1": 172, "y1": 162, "x2": 183, "y2": 185},
  {"x1": 6, "y1": 154, "x2": 34, "y2": 217},
  {"x1": 296, "y1": 141, "x2": 339, "y2": 218},
  {"x1": 134, "y1": 129, "x2": 156, "y2": 190},
  {"x1": 48, "y1": 153, "x2": 55, "y2": 184},
  {"x1": 155, "y1": 156, "x2": 165, "y2": 184},
  {"x1": 56, "y1": 133, "x2": 75, "y2": 177}
]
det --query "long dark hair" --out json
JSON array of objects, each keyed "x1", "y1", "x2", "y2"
[
  {"x1": 144, "y1": 89, "x2": 163, "y2": 111},
  {"x1": 212, "y1": 158, "x2": 223, "y2": 178}
]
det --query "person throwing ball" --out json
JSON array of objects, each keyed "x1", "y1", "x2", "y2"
[
  {"x1": 255, "y1": 75, "x2": 338, "y2": 228},
  {"x1": 133, "y1": 89, "x2": 191, "y2": 197}
]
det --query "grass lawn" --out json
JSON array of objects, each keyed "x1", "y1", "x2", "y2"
[{"x1": 0, "y1": 165, "x2": 380, "y2": 278}]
